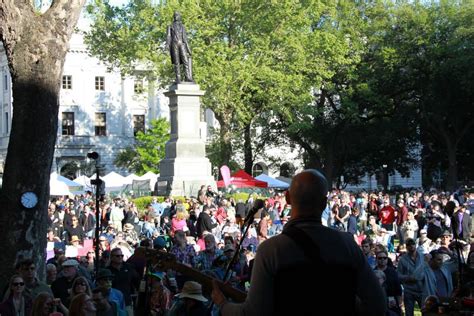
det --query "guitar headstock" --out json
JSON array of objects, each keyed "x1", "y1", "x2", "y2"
[{"x1": 134, "y1": 247, "x2": 177, "y2": 270}]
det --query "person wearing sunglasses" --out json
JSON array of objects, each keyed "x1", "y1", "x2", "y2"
[
  {"x1": 66, "y1": 276, "x2": 92, "y2": 308},
  {"x1": 375, "y1": 251, "x2": 403, "y2": 315},
  {"x1": 16, "y1": 258, "x2": 53, "y2": 300},
  {"x1": 0, "y1": 275, "x2": 32, "y2": 316}
]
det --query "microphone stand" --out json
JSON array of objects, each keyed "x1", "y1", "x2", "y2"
[
  {"x1": 87, "y1": 152, "x2": 102, "y2": 279},
  {"x1": 223, "y1": 216, "x2": 256, "y2": 282},
  {"x1": 144, "y1": 250, "x2": 152, "y2": 316},
  {"x1": 451, "y1": 216, "x2": 465, "y2": 295},
  {"x1": 208, "y1": 206, "x2": 258, "y2": 312}
]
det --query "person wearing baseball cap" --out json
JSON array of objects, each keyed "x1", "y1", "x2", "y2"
[{"x1": 51, "y1": 259, "x2": 79, "y2": 305}]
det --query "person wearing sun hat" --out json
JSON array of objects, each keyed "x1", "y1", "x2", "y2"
[{"x1": 168, "y1": 281, "x2": 208, "y2": 316}]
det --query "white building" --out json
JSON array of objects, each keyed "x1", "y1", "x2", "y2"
[{"x1": 0, "y1": 28, "x2": 170, "y2": 178}]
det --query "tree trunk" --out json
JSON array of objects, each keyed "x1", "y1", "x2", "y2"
[
  {"x1": 218, "y1": 118, "x2": 233, "y2": 168},
  {"x1": 446, "y1": 141, "x2": 458, "y2": 191},
  {"x1": 243, "y1": 123, "x2": 253, "y2": 175},
  {"x1": 323, "y1": 151, "x2": 335, "y2": 189},
  {"x1": 0, "y1": 0, "x2": 85, "y2": 287}
]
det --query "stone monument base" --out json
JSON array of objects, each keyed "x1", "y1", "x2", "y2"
[
  {"x1": 156, "y1": 157, "x2": 215, "y2": 197},
  {"x1": 156, "y1": 83, "x2": 215, "y2": 197}
]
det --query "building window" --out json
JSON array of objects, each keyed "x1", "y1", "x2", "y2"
[
  {"x1": 133, "y1": 115, "x2": 145, "y2": 136},
  {"x1": 4, "y1": 112, "x2": 8, "y2": 134},
  {"x1": 61, "y1": 112, "x2": 75, "y2": 135},
  {"x1": 4, "y1": 75, "x2": 7, "y2": 90},
  {"x1": 252, "y1": 163, "x2": 265, "y2": 177},
  {"x1": 62, "y1": 75, "x2": 72, "y2": 90},
  {"x1": 134, "y1": 79, "x2": 144, "y2": 94},
  {"x1": 95, "y1": 112, "x2": 106, "y2": 136},
  {"x1": 95, "y1": 76, "x2": 105, "y2": 91},
  {"x1": 280, "y1": 162, "x2": 295, "y2": 178}
]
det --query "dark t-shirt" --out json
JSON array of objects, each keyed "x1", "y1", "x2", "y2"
[
  {"x1": 96, "y1": 302, "x2": 118, "y2": 316},
  {"x1": 338, "y1": 205, "x2": 350, "y2": 218}
]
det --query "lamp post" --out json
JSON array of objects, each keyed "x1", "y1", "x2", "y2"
[
  {"x1": 382, "y1": 164, "x2": 388, "y2": 192},
  {"x1": 87, "y1": 152, "x2": 101, "y2": 277}
]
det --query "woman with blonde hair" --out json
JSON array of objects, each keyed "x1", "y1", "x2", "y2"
[
  {"x1": 171, "y1": 208, "x2": 189, "y2": 235},
  {"x1": 66, "y1": 276, "x2": 91, "y2": 308},
  {"x1": 69, "y1": 293, "x2": 96, "y2": 316},
  {"x1": 0, "y1": 275, "x2": 32, "y2": 316}
]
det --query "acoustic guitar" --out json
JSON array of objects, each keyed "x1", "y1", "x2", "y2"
[{"x1": 135, "y1": 247, "x2": 247, "y2": 303}]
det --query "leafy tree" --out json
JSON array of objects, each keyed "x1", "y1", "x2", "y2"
[
  {"x1": 0, "y1": 0, "x2": 85, "y2": 284},
  {"x1": 85, "y1": 0, "x2": 471, "y2": 189},
  {"x1": 267, "y1": 1, "x2": 424, "y2": 187},
  {"x1": 114, "y1": 118, "x2": 169, "y2": 175},
  {"x1": 363, "y1": 1, "x2": 474, "y2": 190},
  {"x1": 84, "y1": 0, "x2": 320, "y2": 169}
]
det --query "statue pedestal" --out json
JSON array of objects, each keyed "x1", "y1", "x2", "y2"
[{"x1": 156, "y1": 83, "x2": 214, "y2": 197}]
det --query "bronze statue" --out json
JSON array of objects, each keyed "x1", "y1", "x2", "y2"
[{"x1": 166, "y1": 12, "x2": 194, "y2": 83}]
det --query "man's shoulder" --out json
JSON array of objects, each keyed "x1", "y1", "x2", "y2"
[
  {"x1": 31, "y1": 278, "x2": 52, "y2": 290},
  {"x1": 110, "y1": 287, "x2": 124, "y2": 298}
]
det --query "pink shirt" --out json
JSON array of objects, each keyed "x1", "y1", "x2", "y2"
[{"x1": 171, "y1": 218, "x2": 187, "y2": 233}]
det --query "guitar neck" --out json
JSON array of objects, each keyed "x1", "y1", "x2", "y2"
[
  {"x1": 136, "y1": 247, "x2": 247, "y2": 303},
  {"x1": 170, "y1": 262, "x2": 247, "y2": 303}
]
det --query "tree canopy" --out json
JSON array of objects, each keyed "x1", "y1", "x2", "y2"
[
  {"x1": 85, "y1": 0, "x2": 474, "y2": 189},
  {"x1": 114, "y1": 118, "x2": 169, "y2": 175}
]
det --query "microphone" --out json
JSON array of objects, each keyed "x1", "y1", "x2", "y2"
[{"x1": 243, "y1": 199, "x2": 265, "y2": 225}]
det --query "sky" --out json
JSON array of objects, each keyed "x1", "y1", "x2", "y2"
[{"x1": 108, "y1": 0, "x2": 130, "y2": 6}]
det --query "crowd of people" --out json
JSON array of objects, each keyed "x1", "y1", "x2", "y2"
[{"x1": 2, "y1": 173, "x2": 474, "y2": 315}]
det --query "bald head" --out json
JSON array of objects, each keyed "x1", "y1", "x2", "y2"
[{"x1": 289, "y1": 169, "x2": 328, "y2": 218}]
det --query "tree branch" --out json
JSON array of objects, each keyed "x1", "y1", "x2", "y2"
[
  {"x1": 0, "y1": 1, "x2": 30, "y2": 56},
  {"x1": 454, "y1": 117, "x2": 474, "y2": 147},
  {"x1": 45, "y1": 0, "x2": 85, "y2": 36}
]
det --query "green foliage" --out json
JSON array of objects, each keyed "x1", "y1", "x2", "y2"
[
  {"x1": 86, "y1": 0, "x2": 474, "y2": 188},
  {"x1": 205, "y1": 130, "x2": 241, "y2": 173},
  {"x1": 360, "y1": 0, "x2": 474, "y2": 189},
  {"x1": 226, "y1": 192, "x2": 267, "y2": 202},
  {"x1": 85, "y1": 0, "x2": 327, "y2": 167},
  {"x1": 131, "y1": 196, "x2": 154, "y2": 216},
  {"x1": 114, "y1": 118, "x2": 169, "y2": 175}
]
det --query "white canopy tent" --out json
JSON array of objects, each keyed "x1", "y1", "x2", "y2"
[
  {"x1": 50, "y1": 172, "x2": 84, "y2": 196},
  {"x1": 73, "y1": 175, "x2": 90, "y2": 186},
  {"x1": 124, "y1": 173, "x2": 141, "y2": 185},
  {"x1": 96, "y1": 171, "x2": 126, "y2": 193}
]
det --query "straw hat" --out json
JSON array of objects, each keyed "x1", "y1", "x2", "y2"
[
  {"x1": 178, "y1": 281, "x2": 207, "y2": 302},
  {"x1": 123, "y1": 223, "x2": 134, "y2": 230}
]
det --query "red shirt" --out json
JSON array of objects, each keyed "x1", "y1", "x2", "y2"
[{"x1": 379, "y1": 205, "x2": 396, "y2": 225}]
